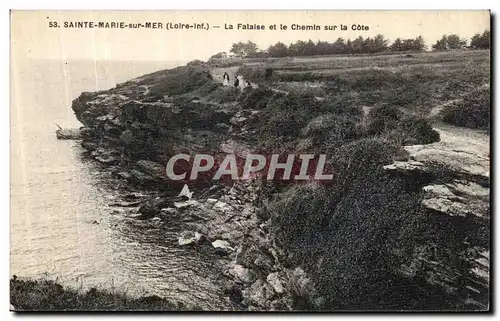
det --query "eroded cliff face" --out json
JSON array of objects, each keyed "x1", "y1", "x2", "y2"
[
  {"x1": 384, "y1": 125, "x2": 490, "y2": 310},
  {"x1": 71, "y1": 65, "x2": 297, "y2": 310},
  {"x1": 73, "y1": 66, "x2": 239, "y2": 187}
]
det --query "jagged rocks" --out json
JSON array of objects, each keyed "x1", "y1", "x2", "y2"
[
  {"x1": 383, "y1": 160, "x2": 426, "y2": 174},
  {"x1": 178, "y1": 231, "x2": 207, "y2": 246},
  {"x1": 242, "y1": 279, "x2": 276, "y2": 309},
  {"x1": 212, "y1": 240, "x2": 234, "y2": 256},
  {"x1": 213, "y1": 201, "x2": 233, "y2": 212},
  {"x1": 55, "y1": 128, "x2": 82, "y2": 140},
  {"x1": 266, "y1": 273, "x2": 284, "y2": 294},
  {"x1": 384, "y1": 127, "x2": 490, "y2": 219},
  {"x1": 422, "y1": 182, "x2": 489, "y2": 218},
  {"x1": 229, "y1": 264, "x2": 256, "y2": 284},
  {"x1": 173, "y1": 199, "x2": 200, "y2": 209},
  {"x1": 138, "y1": 197, "x2": 171, "y2": 219},
  {"x1": 161, "y1": 207, "x2": 179, "y2": 215}
]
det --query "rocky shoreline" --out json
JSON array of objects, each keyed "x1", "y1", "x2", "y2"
[{"x1": 65, "y1": 64, "x2": 304, "y2": 310}]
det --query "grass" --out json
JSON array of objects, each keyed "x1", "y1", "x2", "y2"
[
  {"x1": 237, "y1": 50, "x2": 490, "y2": 112},
  {"x1": 10, "y1": 277, "x2": 186, "y2": 311}
]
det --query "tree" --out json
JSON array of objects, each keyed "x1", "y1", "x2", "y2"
[
  {"x1": 372, "y1": 34, "x2": 389, "y2": 53},
  {"x1": 390, "y1": 38, "x2": 403, "y2": 51},
  {"x1": 413, "y1": 36, "x2": 426, "y2": 51},
  {"x1": 446, "y1": 34, "x2": 467, "y2": 49},
  {"x1": 432, "y1": 34, "x2": 467, "y2": 51},
  {"x1": 432, "y1": 35, "x2": 449, "y2": 51},
  {"x1": 351, "y1": 36, "x2": 364, "y2": 54},
  {"x1": 288, "y1": 40, "x2": 307, "y2": 56},
  {"x1": 346, "y1": 39, "x2": 353, "y2": 54},
  {"x1": 470, "y1": 30, "x2": 490, "y2": 49},
  {"x1": 332, "y1": 38, "x2": 347, "y2": 54},
  {"x1": 244, "y1": 41, "x2": 259, "y2": 56},
  {"x1": 303, "y1": 40, "x2": 317, "y2": 56},
  {"x1": 230, "y1": 42, "x2": 246, "y2": 56},
  {"x1": 268, "y1": 42, "x2": 289, "y2": 57},
  {"x1": 229, "y1": 41, "x2": 259, "y2": 57}
]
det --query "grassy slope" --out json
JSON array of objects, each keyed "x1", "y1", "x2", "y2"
[{"x1": 237, "y1": 50, "x2": 490, "y2": 116}]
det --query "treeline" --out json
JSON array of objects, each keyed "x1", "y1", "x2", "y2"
[
  {"x1": 219, "y1": 30, "x2": 490, "y2": 59},
  {"x1": 267, "y1": 35, "x2": 426, "y2": 57}
]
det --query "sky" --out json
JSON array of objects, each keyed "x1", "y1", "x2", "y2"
[{"x1": 11, "y1": 10, "x2": 490, "y2": 62}]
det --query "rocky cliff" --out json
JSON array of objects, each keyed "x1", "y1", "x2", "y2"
[
  {"x1": 71, "y1": 64, "x2": 297, "y2": 310},
  {"x1": 384, "y1": 125, "x2": 490, "y2": 310}
]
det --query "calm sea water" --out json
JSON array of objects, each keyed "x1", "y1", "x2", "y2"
[{"x1": 10, "y1": 59, "x2": 231, "y2": 310}]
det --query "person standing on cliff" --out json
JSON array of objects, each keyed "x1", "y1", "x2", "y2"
[{"x1": 223, "y1": 72, "x2": 230, "y2": 86}]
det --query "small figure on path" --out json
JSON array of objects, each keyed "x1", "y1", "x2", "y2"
[
  {"x1": 237, "y1": 75, "x2": 245, "y2": 89},
  {"x1": 223, "y1": 72, "x2": 230, "y2": 86}
]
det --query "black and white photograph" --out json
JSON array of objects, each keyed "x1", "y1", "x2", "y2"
[{"x1": 9, "y1": 10, "x2": 491, "y2": 312}]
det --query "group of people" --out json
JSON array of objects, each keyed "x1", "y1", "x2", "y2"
[{"x1": 223, "y1": 72, "x2": 251, "y2": 89}]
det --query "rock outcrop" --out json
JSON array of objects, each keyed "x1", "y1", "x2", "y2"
[{"x1": 384, "y1": 125, "x2": 490, "y2": 309}]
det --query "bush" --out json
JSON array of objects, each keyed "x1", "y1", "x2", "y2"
[
  {"x1": 265, "y1": 67, "x2": 274, "y2": 80},
  {"x1": 367, "y1": 106, "x2": 440, "y2": 145},
  {"x1": 394, "y1": 116, "x2": 440, "y2": 145},
  {"x1": 321, "y1": 94, "x2": 364, "y2": 118},
  {"x1": 302, "y1": 113, "x2": 361, "y2": 151},
  {"x1": 257, "y1": 92, "x2": 328, "y2": 148},
  {"x1": 238, "y1": 86, "x2": 284, "y2": 110},
  {"x1": 367, "y1": 104, "x2": 402, "y2": 135},
  {"x1": 441, "y1": 87, "x2": 490, "y2": 129}
]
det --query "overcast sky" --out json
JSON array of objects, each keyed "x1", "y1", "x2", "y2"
[{"x1": 11, "y1": 10, "x2": 490, "y2": 62}]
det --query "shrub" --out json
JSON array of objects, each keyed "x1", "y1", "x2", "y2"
[
  {"x1": 320, "y1": 94, "x2": 364, "y2": 118},
  {"x1": 367, "y1": 104, "x2": 402, "y2": 135},
  {"x1": 238, "y1": 86, "x2": 282, "y2": 110},
  {"x1": 302, "y1": 114, "x2": 361, "y2": 151},
  {"x1": 441, "y1": 87, "x2": 490, "y2": 129},
  {"x1": 265, "y1": 67, "x2": 274, "y2": 80},
  {"x1": 393, "y1": 116, "x2": 440, "y2": 145}
]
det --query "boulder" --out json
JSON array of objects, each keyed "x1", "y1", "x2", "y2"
[
  {"x1": 229, "y1": 264, "x2": 256, "y2": 283},
  {"x1": 212, "y1": 239, "x2": 234, "y2": 255},
  {"x1": 242, "y1": 279, "x2": 275, "y2": 307},
  {"x1": 178, "y1": 231, "x2": 197, "y2": 246},
  {"x1": 206, "y1": 198, "x2": 218, "y2": 205},
  {"x1": 266, "y1": 273, "x2": 284, "y2": 294},
  {"x1": 138, "y1": 197, "x2": 171, "y2": 218},
  {"x1": 173, "y1": 199, "x2": 200, "y2": 209},
  {"x1": 161, "y1": 207, "x2": 179, "y2": 215}
]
